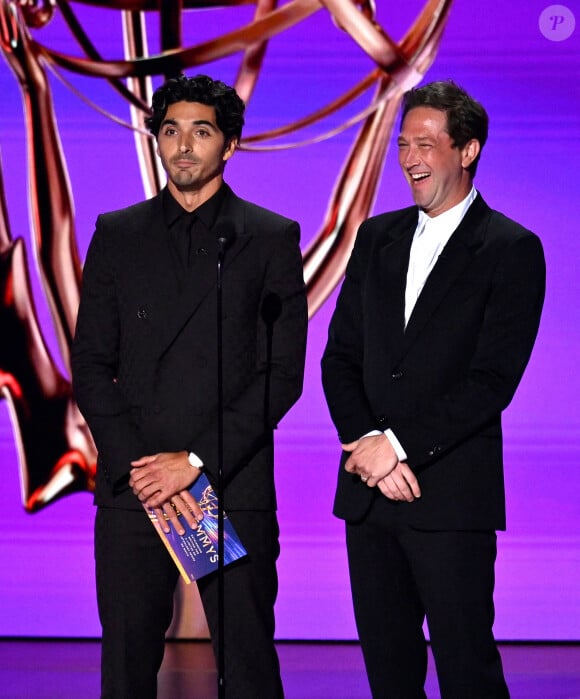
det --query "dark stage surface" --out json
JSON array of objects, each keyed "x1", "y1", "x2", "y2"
[{"x1": 1, "y1": 640, "x2": 579, "y2": 698}]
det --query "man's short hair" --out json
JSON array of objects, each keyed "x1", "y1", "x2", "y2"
[{"x1": 145, "y1": 74, "x2": 245, "y2": 143}]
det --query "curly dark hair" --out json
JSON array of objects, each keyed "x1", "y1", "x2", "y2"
[
  {"x1": 145, "y1": 74, "x2": 245, "y2": 142},
  {"x1": 401, "y1": 80, "x2": 489, "y2": 176}
]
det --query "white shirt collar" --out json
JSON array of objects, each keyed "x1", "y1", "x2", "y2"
[{"x1": 416, "y1": 186, "x2": 477, "y2": 240}]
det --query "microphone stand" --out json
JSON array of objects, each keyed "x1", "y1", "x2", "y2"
[{"x1": 216, "y1": 235, "x2": 227, "y2": 699}]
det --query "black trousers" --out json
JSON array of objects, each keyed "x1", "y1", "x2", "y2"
[
  {"x1": 95, "y1": 507, "x2": 283, "y2": 699},
  {"x1": 346, "y1": 497, "x2": 510, "y2": 699}
]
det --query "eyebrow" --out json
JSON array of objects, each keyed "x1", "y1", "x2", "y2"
[
  {"x1": 161, "y1": 118, "x2": 218, "y2": 131},
  {"x1": 397, "y1": 135, "x2": 435, "y2": 143}
]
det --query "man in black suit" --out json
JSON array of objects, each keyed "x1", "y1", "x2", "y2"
[
  {"x1": 72, "y1": 74, "x2": 307, "y2": 699},
  {"x1": 321, "y1": 81, "x2": 545, "y2": 698}
]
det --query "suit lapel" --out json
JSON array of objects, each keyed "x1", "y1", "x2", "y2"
[
  {"x1": 374, "y1": 213, "x2": 416, "y2": 359},
  {"x1": 129, "y1": 193, "x2": 180, "y2": 333},
  {"x1": 401, "y1": 194, "x2": 490, "y2": 352},
  {"x1": 210, "y1": 185, "x2": 251, "y2": 276}
]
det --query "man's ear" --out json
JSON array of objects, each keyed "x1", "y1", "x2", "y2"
[
  {"x1": 461, "y1": 138, "x2": 481, "y2": 170},
  {"x1": 223, "y1": 138, "x2": 238, "y2": 163}
]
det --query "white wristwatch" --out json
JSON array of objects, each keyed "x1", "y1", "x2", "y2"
[{"x1": 187, "y1": 452, "x2": 204, "y2": 469}]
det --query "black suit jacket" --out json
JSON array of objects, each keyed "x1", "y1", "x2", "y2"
[
  {"x1": 72, "y1": 184, "x2": 307, "y2": 512},
  {"x1": 322, "y1": 194, "x2": 545, "y2": 530}
]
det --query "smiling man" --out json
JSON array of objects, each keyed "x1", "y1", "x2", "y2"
[
  {"x1": 321, "y1": 81, "x2": 545, "y2": 698},
  {"x1": 72, "y1": 74, "x2": 307, "y2": 699}
]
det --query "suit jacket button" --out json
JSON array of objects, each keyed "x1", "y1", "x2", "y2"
[
  {"x1": 391, "y1": 370, "x2": 404, "y2": 380},
  {"x1": 137, "y1": 308, "x2": 148, "y2": 319},
  {"x1": 377, "y1": 415, "x2": 387, "y2": 425}
]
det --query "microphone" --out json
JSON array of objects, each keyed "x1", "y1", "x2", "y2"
[{"x1": 216, "y1": 218, "x2": 236, "y2": 258}]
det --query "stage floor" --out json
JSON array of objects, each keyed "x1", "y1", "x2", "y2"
[{"x1": 0, "y1": 640, "x2": 579, "y2": 698}]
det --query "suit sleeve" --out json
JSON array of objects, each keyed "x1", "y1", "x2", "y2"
[
  {"x1": 71, "y1": 218, "x2": 148, "y2": 491},
  {"x1": 321, "y1": 221, "x2": 382, "y2": 443},
  {"x1": 192, "y1": 219, "x2": 307, "y2": 482}
]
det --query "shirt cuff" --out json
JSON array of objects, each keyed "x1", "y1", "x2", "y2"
[{"x1": 384, "y1": 429, "x2": 407, "y2": 462}]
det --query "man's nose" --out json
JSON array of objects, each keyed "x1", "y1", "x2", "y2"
[
  {"x1": 179, "y1": 139, "x2": 192, "y2": 153},
  {"x1": 402, "y1": 145, "x2": 419, "y2": 167}
]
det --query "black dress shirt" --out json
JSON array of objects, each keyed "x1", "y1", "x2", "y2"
[{"x1": 162, "y1": 186, "x2": 227, "y2": 287}]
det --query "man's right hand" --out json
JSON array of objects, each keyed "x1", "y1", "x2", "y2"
[
  {"x1": 378, "y1": 462, "x2": 421, "y2": 502},
  {"x1": 151, "y1": 489, "x2": 203, "y2": 535}
]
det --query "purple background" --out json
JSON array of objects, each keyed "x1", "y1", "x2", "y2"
[{"x1": 1, "y1": 0, "x2": 579, "y2": 640}]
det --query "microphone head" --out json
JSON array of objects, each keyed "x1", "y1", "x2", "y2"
[{"x1": 216, "y1": 218, "x2": 237, "y2": 252}]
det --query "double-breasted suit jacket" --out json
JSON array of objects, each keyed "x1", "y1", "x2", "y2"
[
  {"x1": 322, "y1": 194, "x2": 545, "y2": 530},
  {"x1": 72, "y1": 184, "x2": 307, "y2": 513}
]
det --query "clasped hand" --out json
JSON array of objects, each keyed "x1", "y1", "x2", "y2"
[
  {"x1": 342, "y1": 434, "x2": 421, "y2": 502},
  {"x1": 129, "y1": 451, "x2": 204, "y2": 534}
]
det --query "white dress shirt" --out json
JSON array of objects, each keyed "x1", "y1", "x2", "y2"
[
  {"x1": 368, "y1": 188, "x2": 478, "y2": 461},
  {"x1": 405, "y1": 187, "x2": 477, "y2": 325}
]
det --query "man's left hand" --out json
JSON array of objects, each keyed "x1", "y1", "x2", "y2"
[{"x1": 342, "y1": 433, "x2": 399, "y2": 487}]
